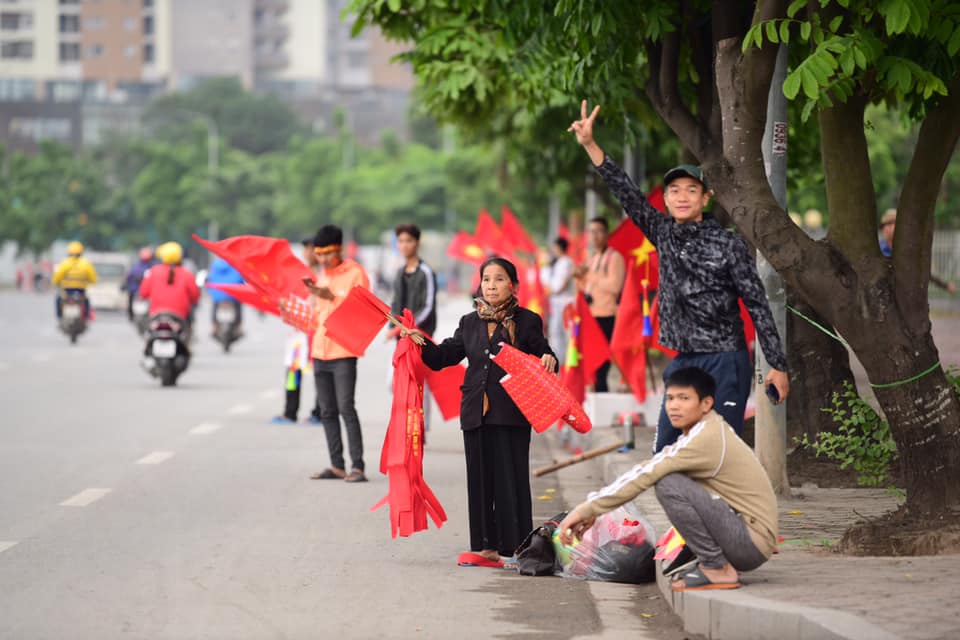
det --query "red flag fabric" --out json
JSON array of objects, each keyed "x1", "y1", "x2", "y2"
[
  {"x1": 372, "y1": 309, "x2": 447, "y2": 538},
  {"x1": 739, "y1": 300, "x2": 756, "y2": 356},
  {"x1": 500, "y1": 205, "x2": 538, "y2": 254},
  {"x1": 475, "y1": 209, "x2": 514, "y2": 259},
  {"x1": 560, "y1": 303, "x2": 586, "y2": 404},
  {"x1": 575, "y1": 292, "x2": 611, "y2": 386},
  {"x1": 424, "y1": 364, "x2": 464, "y2": 421},
  {"x1": 492, "y1": 343, "x2": 591, "y2": 434},
  {"x1": 206, "y1": 282, "x2": 279, "y2": 316},
  {"x1": 516, "y1": 257, "x2": 548, "y2": 319},
  {"x1": 193, "y1": 234, "x2": 314, "y2": 300},
  {"x1": 608, "y1": 220, "x2": 659, "y2": 292},
  {"x1": 193, "y1": 234, "x2": 317, "y2": 332},
  {"x1": 647, "y1": 183, "x2": 666, "y2": 213},
  {"x1": 609, "y1": 265, "x2": 648, "y2": 403},
  {"x1": 322, "y1": 285, "x2": 390, "y2": 356},
  {"x1": 447, "y1": 231, "x2": 487, "y2": 266}
]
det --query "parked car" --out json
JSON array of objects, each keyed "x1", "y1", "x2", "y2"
[{"x1": 85, "y1": 252, "x2": 132, "y2": 311}]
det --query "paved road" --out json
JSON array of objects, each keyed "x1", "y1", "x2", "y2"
[{"x1": 0, "y1": 291, "x2": 686, "y2": 640}]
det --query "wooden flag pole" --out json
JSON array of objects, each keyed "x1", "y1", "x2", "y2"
[
  {"x1": 533, "y1": 441, "x2": 626, "y2": 477},
  {"x1": 384, "y1": 313, "x2": 426, "y2": 346}
]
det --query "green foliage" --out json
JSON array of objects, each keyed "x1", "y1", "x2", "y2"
[
  {"x1": 801, "y1": 382, "x2": 898, "y2": 488},
  {"x1": 747, "y1": 0, "x2": 959, "y2": 121}
]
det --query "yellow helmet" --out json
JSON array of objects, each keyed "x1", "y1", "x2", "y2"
[
  {"x1": 158, "y1": 241, "x2": 183, "y2": 265},
  {"x1": 67, "y1": 241, "x2": 84, "y2": 256}
]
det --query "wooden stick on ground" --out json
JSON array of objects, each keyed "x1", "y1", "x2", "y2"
[{"x1": 533, "y1": 441, "x2": 627, "y2": 477}]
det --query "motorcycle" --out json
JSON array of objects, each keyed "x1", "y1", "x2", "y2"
[
  {"x1": 131, "y1": 296, "x2": 151, "y2": 336},
  {"x1": 59, "y1": 291, "x2": 87, "y2": 345},
  {"x1": 142, "y1": 313, "x2": 190, "y2": 387},
  {"x1": 212, "y1": 300, "x2": 242, "y2": 353}
]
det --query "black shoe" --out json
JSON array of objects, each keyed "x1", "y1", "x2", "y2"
[{"x1": 662, "y1": 544, "x2": 697, "y2": 577}]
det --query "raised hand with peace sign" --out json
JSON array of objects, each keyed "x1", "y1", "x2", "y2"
[{"x1": 567, "y1": 100, "x2": 606, "y2": 167}]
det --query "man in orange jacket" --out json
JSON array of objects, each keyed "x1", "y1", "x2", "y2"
[{"x1": 303, "y1": 225, "x2": 371, "y2": 483}]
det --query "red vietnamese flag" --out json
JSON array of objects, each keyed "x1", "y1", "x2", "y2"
[
  {"x1": 424, "y1": 364, "x2": 464, "y2": 421},
  {"x1": 575, "y1": 292, "x2": 611, "y2": 386},
  {"x1": 646, "y1": 294, "x2": 678, "y2": 358},
  {"x1": 608, "y1": 219, "x2": 659, "y2": 292},
  {"x1": 206, "y1": 282, "x2": 279, "y2": 316},
  {"x1": 500, "y1": 205, "x2": 538, "y2": 254},
  {"x1": 474, "y1": 209, "x2": 514, "y2": 259},
  {"x1": 193, "y1": 234, "x2": 314, "y2": 300},
  {"x1": 610, "y1": 265, "x2": 648, "y2": 402},
  {"x1": 447, "y1": 231, "x2": 486, "y2": 266},
  {"x1": 516, "y1": 257, "x2": 547, "y2": 319},
  {"x1": 372, "y1": 309, "x2": 447, "y2": 538},
  {"x1": 322, "y1": 285, "x2": 390, "y2": 356}
]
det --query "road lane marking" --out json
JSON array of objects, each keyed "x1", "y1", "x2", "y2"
[
  {"x1": 0, "y1": 541, "x2": 18, "y2": 555},
  {"x1": 259, "y1": 389, "x2": 281, "y2": 400},
  {"x1": 137, "y1": 451, "x2": 175, "y2": 465},
  {"x1": 227, "y1": 403, "x2": 253, "y2": 415},
  {"x1": 60, "y1": 488, "x2": 111, "y2": 507},
  {"x1": 189, "y1": 422, "x2": 222, "y2": 435}
]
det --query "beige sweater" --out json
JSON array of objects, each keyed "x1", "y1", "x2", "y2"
[{"x1": 573, "y1": 410, "x2": 778, "y2": 557}]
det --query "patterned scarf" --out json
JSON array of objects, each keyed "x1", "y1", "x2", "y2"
[{"x1": 474, "y1": 295, "x2": 519, "y2": 345}]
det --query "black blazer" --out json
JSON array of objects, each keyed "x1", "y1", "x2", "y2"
[{"x1": 422, "y1": 307, "x2": 555, "y2": 431}]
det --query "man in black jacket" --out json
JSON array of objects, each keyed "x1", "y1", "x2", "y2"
[
  {"x1": 390, "y1": 223, "x2": 438, "y2": 432},
  {"x1": 569, "y1": 100, "x2": 789, "y2": 452}
]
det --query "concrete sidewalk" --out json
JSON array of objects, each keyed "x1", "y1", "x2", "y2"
[{"x1": 552, "y1": 422, "x2": 960, "y2": 640}]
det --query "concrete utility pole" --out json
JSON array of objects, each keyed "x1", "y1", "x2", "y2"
[{"x1": 756, "y1": 44, "x2": 790, "y2": 495}]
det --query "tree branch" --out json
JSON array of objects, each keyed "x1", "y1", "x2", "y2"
[
  {"x1": 895, "y1": 73, "x2": 960, "y2": 316},
  {"x1": 644, "y1": 30, "x2": 714, "y2": 162}
]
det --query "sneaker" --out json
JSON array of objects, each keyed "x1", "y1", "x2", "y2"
[
  {"x1": 304, "y1": 415, "x2": 322, "y2": 425},
  {"x1": 270, "y1": 416, "x2": 295, "y2": 425}
]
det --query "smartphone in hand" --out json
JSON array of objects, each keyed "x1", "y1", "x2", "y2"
[{"x1": 765, "y1": 383, "x2": 780, "y2": 403}]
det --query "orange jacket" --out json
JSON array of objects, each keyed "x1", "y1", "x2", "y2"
[{"x1": 311, "y1": 258, "x2": 370, "y2": 360}]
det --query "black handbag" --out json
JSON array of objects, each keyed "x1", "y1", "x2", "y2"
[{"x1": 515, "y1": 512, "x2": 567, "y2": 576}]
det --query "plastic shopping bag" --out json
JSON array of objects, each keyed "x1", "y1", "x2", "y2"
[{"x1": 552, "y1": 505, "x2": 657, "y2": 584}]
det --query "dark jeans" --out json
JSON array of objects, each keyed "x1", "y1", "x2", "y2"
[
  {"x1": 593, "y1": 315, "x2": 616, "y2": 392},
  {"x1": 655, "y1": 473, "x2": 767, "y2": 571},
  {"x1": 655, "y1": 350, "x2": 752, "y2": 452},
  {"x1": 56, "y1": 289, "x2": 89, "y2": 319},
  {"x1": 283, "y1": 368, "x2": 302, "y2": 421},
  {"x1": 314, "y1": 357, "x2": 364, "y2": 472},
  {"x1": 211, "y1": 298, "x2": 243, "y2": 324}
]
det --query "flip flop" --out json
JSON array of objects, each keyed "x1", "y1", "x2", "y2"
[
  {"x1": 344, "y1": 470, "x2": 368, "y2": 483},
  {"x1": 671, "y1": 567, "x2": 740, "y2": 592},
  {"x1": 457, "y1": 552, "x2": 503, "y2": 568},
  {"x1": 310, "y1": 468, "x2": 345, "y2": 480}
]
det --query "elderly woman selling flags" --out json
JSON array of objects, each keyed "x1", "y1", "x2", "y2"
[{"x1": 402, "y1": 257, "x2": 557, "y2": 568}]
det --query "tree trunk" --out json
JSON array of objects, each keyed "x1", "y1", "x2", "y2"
[{"x1": 784, "y1": 290, "x2": 855, "y2": 445}]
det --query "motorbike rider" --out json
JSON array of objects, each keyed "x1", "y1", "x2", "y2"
[
  {"x1": 52, "y1": 241, "x2": 98, "y2": 320},
  {"x1": 205, "y1": 256, "x2": 245, "y2": 334},
  {"x1": 139, "y1": 242, "x2": 200, "y2": 342},
  {"x1": 125, "y1": 247, "x2": 157, "y2": 321}
]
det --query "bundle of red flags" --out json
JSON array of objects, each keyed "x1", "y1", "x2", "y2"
[
  {"x1": 492, "y1": 342, "x2": 592, "y2": 434},
  {"x1": 193, "y1": 234, "x2": 317, "y2": 333},
  {"x1": 371, "y1": 310, "x2": 447, "y2": 538}
]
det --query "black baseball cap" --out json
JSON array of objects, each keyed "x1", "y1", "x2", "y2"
[{"x1": 664, "y1": 164, "x2": 709, "y2": 190}]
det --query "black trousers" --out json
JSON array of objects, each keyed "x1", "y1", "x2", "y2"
[
  {"x1": 593, "y1": 315, "x2": 616, "y2": 392},
  {"x1": 462, "y1": 424, "x2": 532, "y2": 557},
  {"x1": 283, "y1": 369, "x2": 302, "y2": 421}
]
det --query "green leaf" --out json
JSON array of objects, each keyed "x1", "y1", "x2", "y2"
[
  {"x1": 949, "y1": 27, "x2": 960, "y2": 56},
  {"x1": 780, "y1": 20, "x2": 791, "y2": 43},
  {"x1": 802, "y1": 68, "x2": 819, "y2": 99},
  {"x1": 787, "y1": 0, "x2": 807, "y2": 18},
  {"x1": 783, "y1": 70, "x2": 803, "y2": 99},
  {"x1": 801, "y1": 21, "x2": 812, "y2": 40},
  {"x1": 766, "y1": 20, "x2": 779, "y2": 44},
  {"x1": 387, "y1": 0, "x2": 400, "y2": 10},
  {"x1": 829, "y1": 15, "x2": 843, "y2": 32}
]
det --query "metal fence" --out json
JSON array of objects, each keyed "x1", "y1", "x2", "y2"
[{"x1": 932, "y1": 231, "x2": 960, "y2": 284}]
